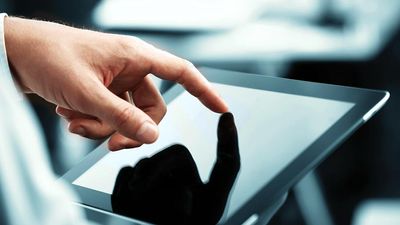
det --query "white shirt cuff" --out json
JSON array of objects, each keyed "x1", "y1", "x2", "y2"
[{"x1": 0, "y1": 13, "x2": 23, "y2": 98}]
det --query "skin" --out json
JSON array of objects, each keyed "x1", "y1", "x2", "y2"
[{"x1": 4, "y1": 17, "x2": 228, "y2": 151}]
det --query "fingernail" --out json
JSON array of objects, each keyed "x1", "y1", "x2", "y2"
[{"x1": 137, "y1": 121, "x2": 158, "y2": 143}]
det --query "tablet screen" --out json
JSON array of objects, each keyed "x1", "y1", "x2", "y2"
[{"x1": 73, "y1": 83, "x2": 354, "y2": 221}]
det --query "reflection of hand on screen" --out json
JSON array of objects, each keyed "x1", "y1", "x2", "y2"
[{"x1": 112, "y1": 113, "x2": 240, "y2": 225}]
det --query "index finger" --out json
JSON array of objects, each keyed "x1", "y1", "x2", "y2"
[{"x1": 136, "y1": 40, "x2": 228, "y2": 113}]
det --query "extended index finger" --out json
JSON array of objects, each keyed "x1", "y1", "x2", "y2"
[{"x1": 136, "y1": 40, "x2": 228, "y2": 113}]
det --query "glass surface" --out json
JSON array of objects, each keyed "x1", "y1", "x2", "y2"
[{"x1": 73, "y1": 83, "x2": 354, "y2": 222}]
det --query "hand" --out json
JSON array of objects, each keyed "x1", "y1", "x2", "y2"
[
  {"x1": 4, "y1": 17, "x2": 228, "y2": 150},
  {"x1": 112, "y1": 113, "x2": 240, "y2": 225}
]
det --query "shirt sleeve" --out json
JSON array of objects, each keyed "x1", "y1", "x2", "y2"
[
  {"x1": 0, "y1": 13, "x2": 22, "y2": 98},
  {"x1": 0, "y1": 13, "x2": 96, "y2": 225}
]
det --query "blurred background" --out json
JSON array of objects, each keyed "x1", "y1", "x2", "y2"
[{"x1": 1, "y1": 0, "x2": 399, "y2": 224}]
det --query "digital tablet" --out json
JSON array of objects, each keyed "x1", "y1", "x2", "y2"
[{"x1": 62, "y1": 68, "x2": 389, "y2": 225}]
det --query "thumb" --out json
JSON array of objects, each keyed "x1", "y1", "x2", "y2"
[{"x1": 82, "y1": 82, "x2": 159, "y2": 144}]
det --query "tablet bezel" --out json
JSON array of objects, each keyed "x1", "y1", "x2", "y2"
[{"x1": 62, "y1": 67, "x2": 389, "y2": 225}]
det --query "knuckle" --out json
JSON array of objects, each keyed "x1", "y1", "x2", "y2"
[
  {"x1": 94, "y1": 125, "x2": 114, "y2": 139},
  {"x1": 121, "y1": 35, "x2": 151, "y2": 51},
  {"x1": 182, "y1": 59, "x2": 194, "y2": 72},
  {"x1": 113, "y1": 106, "x2": 135, "y2": 128},
  {"x1": 177, "y1": 59, "x2": 193, "y2": 83},
  {"x1": 118, "y1": 35, "x2": 154, "y2": 71},
  {"x1": 116, "y1": 35, "x2": 143, "y2": 55},
  {"x1": 118, "y1": 36, "x2": 137, "y2": 53}
]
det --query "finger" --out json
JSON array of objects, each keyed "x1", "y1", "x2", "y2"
[
  {"x1": 56, "y1": 106, "x2": 95, "y2": 121},
  {"x1": 68, "y1": 117, "x2": 114, "y2": 139},
  {"x1": 108, "y1": 132, "x2": 142, "y2": 151},
  {"x1": 134, "y1": 40, "x2": 228, "y2": 113},
  {"x1": 57, "y1": 106, "x2": 115, "y2": 138},
  {"x1": 78, "y1": 77, "x2": 159, "y2": 144},
  {"x1": 132, "y1": 76, "x2": 166, "y2": 124},
  {"x1": 56, "y1": 90, "x2": 131, "y2": 120},
  {"x1": 62, "y1": 92, "x2": 136, "y2": 139}
]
